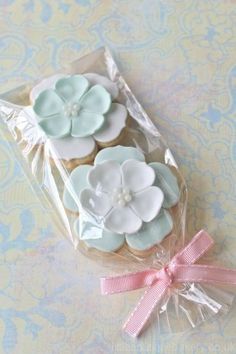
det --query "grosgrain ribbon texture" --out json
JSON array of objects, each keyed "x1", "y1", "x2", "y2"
[{"x1": 101, "y1": 230, "x2": 236, "y2": 337}]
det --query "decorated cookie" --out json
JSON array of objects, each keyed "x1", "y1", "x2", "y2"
[
  {"x1": 63, "y1": 146, "x2": 180, "y2": 254},
  {"x1": 19, "y1": 73, "x2": 128, "y2": 167}
]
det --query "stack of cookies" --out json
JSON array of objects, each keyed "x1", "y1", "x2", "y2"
[{"x1": 19, "y1": 73, "x2": 180, "y2": 256}]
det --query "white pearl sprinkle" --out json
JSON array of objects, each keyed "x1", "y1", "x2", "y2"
[
  {"x1": 111, "y1": 186, "x2": 133, "y2": 207},
  {"x1": 71, "y1": 110, "x2": 78, "y2": 117},
  {"x1": 63, "y1": 102, "x2": 80, "y2": 118},
  {"x1": 124, "y1": 194, "x2": 132, "y2": 202},
  {"x1": 118, "y1": 199, "x2": 126, "y2": 207}
]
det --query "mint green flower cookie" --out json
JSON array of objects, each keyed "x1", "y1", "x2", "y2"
[
  {"x1": 63, "y1": 146, "x2": 180, "y2": 253},
  {"x1": 33, "y1": 75, "x2": 111, "y2": 139},
  {"x1": 19, "y1": 74, "x2": 128, "y2": 164}
]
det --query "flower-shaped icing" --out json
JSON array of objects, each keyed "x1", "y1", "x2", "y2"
[
  {"x1": 19, "y1": 73, "x2": 128, "y2": 162},
  {"x1": 33, "y1": 75, "x2": 111, "y2": 139},
  {"x1": 80, "y1": 159, "x2": 164, "y2": 234},
  {"x1": 63, "y1": 146, "x2": 180, "y2": 252}
]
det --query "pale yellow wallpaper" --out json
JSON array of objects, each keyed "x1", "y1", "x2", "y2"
[{"x1": 0, "y1": 1, "x2": 236, "y2": 353}]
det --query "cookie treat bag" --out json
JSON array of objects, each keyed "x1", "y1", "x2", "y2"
[{"x1": 1, "y1": 47, "x2": 234, "y2": 338}]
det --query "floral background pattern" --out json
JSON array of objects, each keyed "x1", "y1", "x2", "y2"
[{"x1": 0, "y1": 0, "x2": 236, "y2": 353}]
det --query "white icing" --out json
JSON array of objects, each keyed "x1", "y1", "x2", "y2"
[
  {"x1": 104, "y1": 206, "x2": 142, "y2": 235},
  {"x1": 46, "y1": 136, "x2": 96, "y2": 161},
  {"x1": 121, "y1": 159, "x2": 156, "y2": 193},
  {"x1": 88, "y1": 160, "x2": 121, "y2": 192},
  {"x1": 80, "y1": 188, "x2": 112, "y2": 217},
  {"x1": 93, "y1": 103, "x2": 127, "y2": 143},
  {"x1": 80, "y1": 158, "x2": 164, "y2": 235},
  {"x1": 84, "y1": 73, "x2": 119, "y2": 99},
  {"x1": 130, "y1": 186, "x2": 164, "y2": 222}
]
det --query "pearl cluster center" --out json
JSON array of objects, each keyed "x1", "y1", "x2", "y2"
[
  {"x1": 112, "y1": 187, "x2": 132, "y2": 207},
  {"x1": 63, "y1": 102, "x2": 81, "y2": 118}
]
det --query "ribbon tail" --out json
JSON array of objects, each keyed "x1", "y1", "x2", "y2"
[
  {"x1": 174, "y1": 264, "x2": 236, "y2": 285},
  {"x1": 123, "y1": 280, "x2": 168, "y2": 337},
  {"x1": 101, "y1": 269, "x2": 157, "y2": 295},
  {"x1": 173, "y1": 230, "x2": 214, "y2": 265}
]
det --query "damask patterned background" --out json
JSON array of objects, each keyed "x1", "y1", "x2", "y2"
[{"x1": 0, "y1": 0, "x2": 236, "y2": 353}]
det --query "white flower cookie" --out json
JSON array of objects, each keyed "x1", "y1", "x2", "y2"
[{"x1": 63, "y1": 146, "x2": 180, "y2": 254}]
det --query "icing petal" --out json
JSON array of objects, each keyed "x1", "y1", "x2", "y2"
[
  {"x1": 130, "y1": 186, "x2": 164, "y2": 222},
  {"x1": 93, "y1": 103, "x2": 127, "y2": 144},
  {"x1": 94, "y1": 146, "x2": 145, "y2": 165},
  {"x1": 63, "y1": 165, "x2": 92, "y2": 212},
  {"x1": 84, "y1": 73, "x2": 119, "y2": 99},
  {"x1": 88, "y1": 160, "x2": 121, "y2": 193},
  {"x1": 71, "y1": 111, "x2": 104, "y2": 138},
  {"x1": 55, "y1": 75, "x2": 89, "y2": 102},
  {"x1": 80, "y1": 189, "x2": 112, "y2": 217},
  {"x1": 80, "y1": 85, "x2": 111, "y2": 114},
  {"x1": 46, "y1": 136, "x2": 96, "y2": 161},
  {"x1": 38, "y1": 114, "x2": 71, "y2": 138},
  {"x1": 121, "y1": 159, "x2": 155, "y2": 193},
  {"x1": 33, "y1": 89, "x2": 63, "y2": 118},
  {"x1": 104, "y1": 206, "x2": 142, "y2": 234},
  {"x1": 74, "y1": 218, "x2": 125, "y2": 252},
  {"x1": 30, "y1": 74, "x2": 67, "y2": 102},
  {"x1": 149, "y1": 163, "x2": 180, "y2": 208},
  {"x1": 125, "y1": 209, "x2": 173, "y2": 251}
]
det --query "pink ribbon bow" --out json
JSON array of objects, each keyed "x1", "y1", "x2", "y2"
[{"x1": 101, "y1": 230, "x2": 236, "y2": 337}]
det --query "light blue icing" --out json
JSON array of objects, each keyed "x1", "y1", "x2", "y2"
[
  {"x1": 39, "y1": 112, "x2": 71, "y2": 139},
  {"x1": 34, "y1": 89, "x2": 64, "y2": 117},
  {"x1": 33, "y1": 75, "x2": 111, "y2": 139},
  {"x1": 63, "y1": 164, "x2": 91, "y2": 212},
  {"x1": 125, "y1": 209, "x2": 173, "y2": 251},
  {"x1": 74, "y1": 218, "x2": 125, "y2": 252},
  {"x1": 55, "y1": 75, "x2": 89, "y2": 102},
  {"x1": 63, "y1": 146, "x2": 179, "y2": 252},
  {"x1": 94, "y1": 145, "x2": 145, "y2": 165},
  {"x1": 149, "y1": 162, "x2": 180, "y2": 208},
  {"x1": 77, "y1": 85, "x2": 111, "y2": 114},
  {"x1": 74, "y1": 208, "x2": 173, "y2": 252},
  {"x1": 71, "y1": 111, "x2": 104, "y2": 138}
]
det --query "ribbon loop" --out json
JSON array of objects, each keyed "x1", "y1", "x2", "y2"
[{"x1": 101, "y1": 230, "x2": 236, "y2": 337}]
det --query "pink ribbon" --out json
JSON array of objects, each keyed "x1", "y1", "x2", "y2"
[{"x1": 101, "y1": 230, "x2": 236, "y2": 337}]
